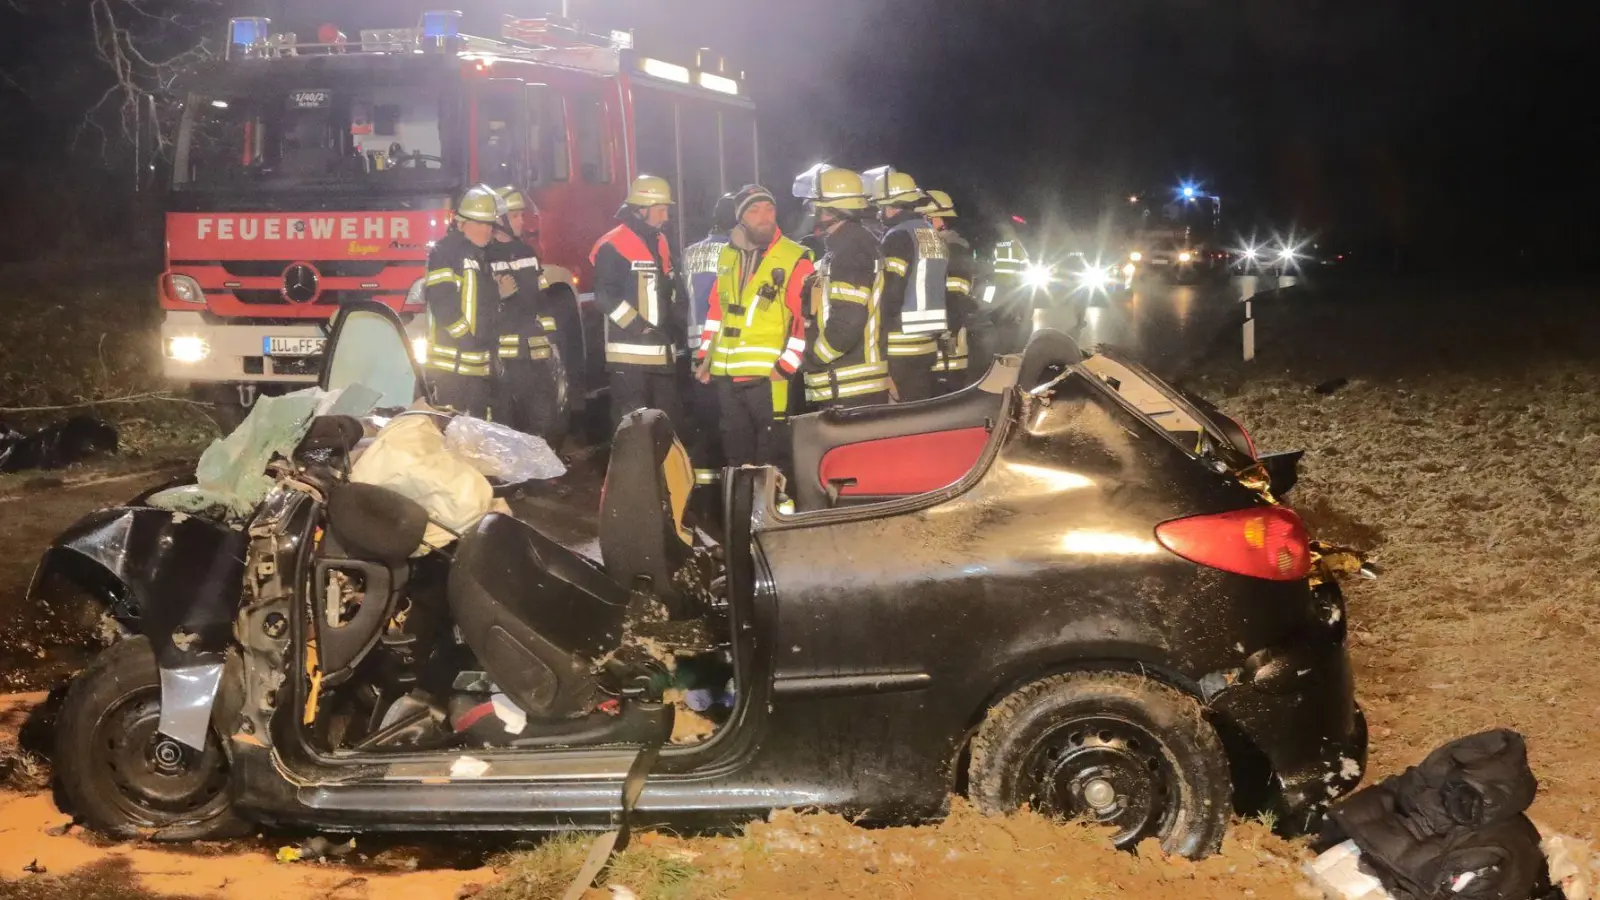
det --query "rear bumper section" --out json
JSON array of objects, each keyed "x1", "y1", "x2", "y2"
[
  {"x1": 160, "y1": 310, "x2": 424, "y2": 385},
  {"x1": 1207, "y1": 624, "x2": 1367, "y2": 834}
]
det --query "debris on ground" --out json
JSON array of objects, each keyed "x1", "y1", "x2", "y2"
[
  {"x1": 0, "y1": 416, "x2": 118, "y2": 473},
  {"x1": 277, "y1": 837, "x2": 357, "y2": 864}
]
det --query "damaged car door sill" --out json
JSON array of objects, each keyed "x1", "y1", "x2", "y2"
[{"x1": 772, "y1": 672, "x2": 932, "y2": 699}]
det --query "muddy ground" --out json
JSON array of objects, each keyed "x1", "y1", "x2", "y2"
[{"x1": 1, "y1": 274, "x2": 1596, "y2": 898}]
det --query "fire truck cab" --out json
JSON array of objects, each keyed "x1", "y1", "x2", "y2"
[{"x1": 162, "y1": 12, "x2": 759, "y2": 422}]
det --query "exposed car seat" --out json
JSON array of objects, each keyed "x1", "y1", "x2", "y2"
[{"x1": 598, "y1": 408, "x2": 711, "y2": 620}]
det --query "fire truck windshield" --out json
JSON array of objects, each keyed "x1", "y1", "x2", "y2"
[{"x1": 173, "y1": 85, "x2": 457, "y2": 193}]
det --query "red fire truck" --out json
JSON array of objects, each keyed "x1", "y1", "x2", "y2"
[{"x1": 161, "y1": 11, "x2": 759, "y2": 424}]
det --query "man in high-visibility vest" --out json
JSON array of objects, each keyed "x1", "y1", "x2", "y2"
[
  {"x1": 423, "y1": 184, "x2": 502, "y2": 417},
  {"x1": 695, "y1": 185, "x2": 814, "y2": 474},
  {"x1": 488, "y1": 186, "x2": 562, "y2": 442},
  {"x1": 870, "y1": 167, "x2": 947, "y2": 403},
  {"x1": 591, "y1": 175, "x2": 684, "y2": 431},
  {"x1": 683, "y1": 191, "x2": 738, "y2": 494},
  {"x1": 970, "y1": 232, "x2": 1034, "y2": 379},
  {"x1": 920, "y1": 190, "x2": 977, "y2": 393},
  {"x1": 793, "y1": 165, "x2": 892, "y2": 409}
]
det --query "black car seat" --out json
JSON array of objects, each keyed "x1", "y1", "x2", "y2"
[
  {"x1": 598, "y1": 408, "x2": 712, "y2": 620},
  {"x1": 448, "y1": 513, "x2": 631, "y2": 720}
]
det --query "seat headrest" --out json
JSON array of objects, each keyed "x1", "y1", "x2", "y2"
[
  {"x1": 327, "y1": 482, "x2": 429, "y2": 565},
  {"x1": 1018, "y1": 328, "x2": 1083, "y2": 390}
]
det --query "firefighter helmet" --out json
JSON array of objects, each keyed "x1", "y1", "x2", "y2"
[
  {"x1": 863, "y1": 165, "x2": 925, "y2": 207},
  {"x1": 793, "y1": 164, "x2": 869, "y2": 211},
  {"x1": 917, "y1": 190, "x2": 957, "y2": 219},
  {"x1": 625, "y1": 175, "x2": 675, "y2": 207},
  {"x1": 496, "y1": 186, "x2": 537, "y2": 215},
  {"x1": 456, "y1": 184, "x2": 506, "y2": 224}
]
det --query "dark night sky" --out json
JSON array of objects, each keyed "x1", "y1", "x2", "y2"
[{"x1": 6, "y1": 0, "x2": 1597, "y2": 259}]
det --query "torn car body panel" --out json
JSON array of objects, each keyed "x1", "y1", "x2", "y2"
[{"x1": 29, "y1": 506, "x2": 247, "y2": 747}]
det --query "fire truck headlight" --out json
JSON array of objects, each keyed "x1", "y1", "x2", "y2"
[
  {"x1": 405, "y1": 276, "x2": 426, "y2": 310},
  {"x1": 412, "y1": 337, "x2": 429, "y2": 365},
  {"x1": 166, "y1": 336, "x2": 210, "y2": 364},
  {"x1": 1076, "y1": 265, "x2": 1113, "y2": 291},
  {"x1": 1024, "y1": 263, "x2": 1056, "y2": 290},
  {"x1": 1178, "y1": 251, "x2": 1194, "y2": 263},
  {"x1": 166, "y1": 274, "x2": 204, "y2": 304},
  {"x1": 1128, "y1": 251, "x2": 1143, "y2": 262}
]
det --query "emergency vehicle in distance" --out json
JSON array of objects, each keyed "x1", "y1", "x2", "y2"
[
  {"x1": 1120, "y1": 188, "x2": 1229, "y2": 283},
  {"x1": 162, "y1": 11, "x2": 759, "y2": 422}
]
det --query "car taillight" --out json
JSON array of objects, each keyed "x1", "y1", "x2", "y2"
[{"x1": 1155, "y1": 507, "x2": 1310, "y2": 581}]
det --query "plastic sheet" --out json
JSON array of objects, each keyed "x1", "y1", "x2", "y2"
[
  {"x1": 157, "y1": 663, "x2": 225, "y2": 752},
  {"x1": 350, "y1": 413, "x2": 493, "y2": 552},
  {"x1": 443, "y1": 415, "x2": 567, "y2": 484},
  {"x1": 1304, "y1": 840, "x2": 1396, "y2": 900}
]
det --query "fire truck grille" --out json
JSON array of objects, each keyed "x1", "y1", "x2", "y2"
[
  {"x1": 219, "y1": 260, "x2": 399, "y2": 278},
  {"x1": 232, "y1": 289, "x2": 396, "y2": 306}
]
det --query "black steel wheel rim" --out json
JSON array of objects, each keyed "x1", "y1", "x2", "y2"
[
  {"x1": 1022, "y1": 714, "x2": 1181, "y2": 847},
  {"x1": 89, "y1": 686, "x2": 231, "y2": 827}
]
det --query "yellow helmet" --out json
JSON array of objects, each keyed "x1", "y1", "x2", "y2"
[
  {"x1": 625, "y1": 174, "x2": 674, "y2": 207},
  {"x1": 496, "y1": 186, "x2": 535, "y2": 214},
  {"x1": 455, "y1": 184, "x2": 505, "y2": 224},
  {"x1": 793, "y1": 164, "x2": 869, "y2": 211},
  {"x1": 863, "y1": 165, "x2": 925, "y2": 207},
  {"x1": 917, "y1": 190, "x2": 957, "y2": 218}
]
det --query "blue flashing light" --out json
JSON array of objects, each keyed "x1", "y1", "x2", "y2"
[
  {"x1": 421, "y1": 10, "x2": 463, "y2": 39},
  {"x1": 229, "y1": 17, "x2": 269, "y2": 48},
  {"x1": 1181, "y1": 185, "x2": 1196, "y2": 199}
]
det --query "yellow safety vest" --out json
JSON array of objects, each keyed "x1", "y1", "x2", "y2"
[{"x1": 708, "y1": 236, "x2": 807, "y2": 411}]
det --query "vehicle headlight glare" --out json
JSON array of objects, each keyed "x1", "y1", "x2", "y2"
[
  {"x1": 1178, "y1": 251, "x2": 1194, "y2": 263},
  {"x1": 412, "y1": 337, "x2": 429, "y2": 364},
  {"x1": 167, "y1": 336, "x2": 209, "y2": 363},
  {"x1": 1129, "y1": 251, "x2": 1142, "y2": 262},
  {"x1": 1024, "y1": 263, "x2": 1056, "y2": 290}
]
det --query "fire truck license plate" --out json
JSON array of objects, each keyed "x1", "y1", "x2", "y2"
[{"x1": 264, "y1": 336, "x2": 326, "y2": 356}]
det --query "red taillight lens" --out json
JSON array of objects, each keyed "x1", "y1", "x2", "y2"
[{"x1": 1155, "y1": 507, "x2": 1310, "y2": 581}]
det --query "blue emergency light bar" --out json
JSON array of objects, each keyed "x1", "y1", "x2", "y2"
[
  {"x1": 421, "y1": 10, "x2": 463, "y2": 39},
  {"x1": 226, "y1": 17, "x2": 271, "y2": 59}
]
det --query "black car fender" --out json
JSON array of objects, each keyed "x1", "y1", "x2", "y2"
[{"x1": 28, "y1": 506, "x2": 248, "y2": 751}]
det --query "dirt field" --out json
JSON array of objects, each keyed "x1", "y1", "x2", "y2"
[{"x1": 1, "y1": 275, "x2": 1595, "y2": 898}]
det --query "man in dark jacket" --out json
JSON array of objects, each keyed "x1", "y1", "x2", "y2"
[
  {"x1": 920, "y1": 190, "x2": 977, "y2": 393},
  {"x1": 590, "y1": 174, "x2": 685, "y2": 431}
]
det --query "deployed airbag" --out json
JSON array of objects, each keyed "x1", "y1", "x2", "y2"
[{"x1": 350, "y1": 414, "x2": 492, "y2": 552}]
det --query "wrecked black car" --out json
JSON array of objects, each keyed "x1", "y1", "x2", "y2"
[{"x1": 29, "y1": 301, "x2": 1369, "y2": 859}]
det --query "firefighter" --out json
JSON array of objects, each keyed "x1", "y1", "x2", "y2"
[
  {"x1": 919, "y1": 190, "x2": 977, "y2": 393},
  {"x1": 423, "y1": 184, "x2": 502, "y2": 417},
  {"x1": 793, "y1": 165, "x2": 891, "y2": 409},
  {"x1": 488, "y1": 186, "x2": 562, "y2": 443},
  {"x1": 695, "y1": 184, "x2": 814, "y2": 475},
  {"x1": 591, "y1": 174, "x2": 685, "y2": 431},
  {"x1": 969, "y1": 232, "x2": 1034, "y2": 378},
  {"x1": 683, "y1": 191, "x2": 738, "y2": 495},
  {"x1": 874, "y1": 169, "x2": 947, "y2": 403}
]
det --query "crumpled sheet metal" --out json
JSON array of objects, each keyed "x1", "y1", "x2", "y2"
[
  {"x1": 443, "y1": 415, "x2": 567, "y2": 484},
  {"x1": 158, "y1": 663, "x2": 225, "y2": 751},
  {"x1": 149, "y1": 385, "x2": 379, "y2": 517}
]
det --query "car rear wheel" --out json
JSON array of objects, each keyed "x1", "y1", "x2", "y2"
[
  {"x1": 54, "y1": 637, "x2": 245, "y2": 840},
  {"x1": 969, "y1": 672, "x2": 1232, "y2": 858}
]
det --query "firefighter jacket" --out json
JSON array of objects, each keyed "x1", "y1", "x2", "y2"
[
  {"x1": 698, "y1": 228, "x2": 813, "y2": 411},
  {"x1": 802, "y1": 219, "x2": 890, "y2": 404},
  {"x1": 880, "y1": 213, "x2": 949, "y2": 359},
  {"x1": 590, "y1": 214, "x2": 678, "y2": 370},
  {"x1": 933, "y1": 227, "x2": 977, "y2": 374},
  {"x1": 683, "y1": 231, "x2": 730, "y2": 352},
  {"x1": 488, "y1": 237, "x2": 554, "y2": 363},
  {"x1": 974, "y1": 238, "x2": 1033, "y2": 329},
  {"x1": 424, "y1": 230, "x2": 497, "y2": 377}
]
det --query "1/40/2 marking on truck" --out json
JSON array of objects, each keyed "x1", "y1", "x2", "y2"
[{"x1": 264, "y1": 336, "x2": 327, "y2": 357}]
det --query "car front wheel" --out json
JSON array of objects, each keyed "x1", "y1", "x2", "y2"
[
  {"x1": 969, "y1": 672, "x2": 1232, "y2": 858},
  {"x1": 54, "y1": 636, "x2": 245, "y2": 840}
]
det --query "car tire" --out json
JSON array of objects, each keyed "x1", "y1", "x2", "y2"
[
  {"x1": 54, "y1": 636, "x2": 246, "y2": 841},
  {"x1": 969, "y1": 672, "x2": 1232, "y2": 858}
]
